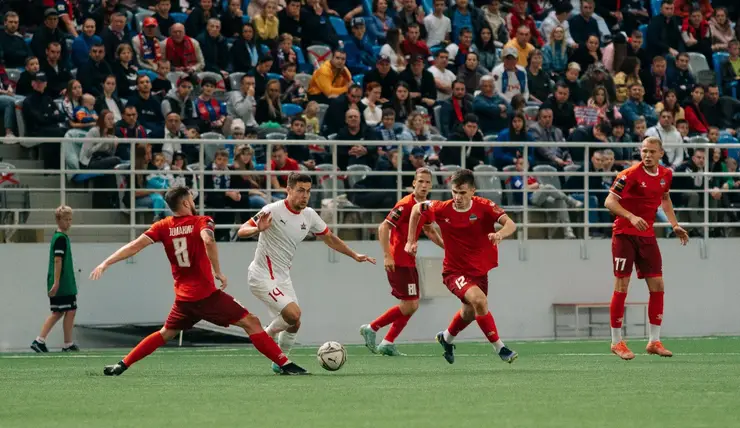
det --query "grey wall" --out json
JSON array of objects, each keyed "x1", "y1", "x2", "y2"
[{"x1": 2, "y1": 239, "x2": 738, "y2": 351}]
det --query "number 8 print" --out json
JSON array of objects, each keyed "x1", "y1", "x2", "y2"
[{"x1": 173, "y1": 237, "x2": 191, "y2": 267}]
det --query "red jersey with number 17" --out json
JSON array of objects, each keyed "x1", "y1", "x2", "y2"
[
  {"x1": 144, "y1": 215, "x2": 216, "y2": 302},
  {"x1": 385, "y1": 194, "x2": 427, "y2": 268},
  {"x1": 609, "y1": 163, "x2": 672, "y2": 237},
  {"x1": 421, "y1": 196, "x2": 507, "y2": 277}
]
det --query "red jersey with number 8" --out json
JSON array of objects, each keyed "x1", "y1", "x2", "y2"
[{"x1": 144, "y1": 215, "x2": 216, "y2": 302}]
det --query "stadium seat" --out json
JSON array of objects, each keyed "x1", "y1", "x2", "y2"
[
  {"x1": 713, "y1": 52, "x2": 729, "y2": 93},
  {"x1": 524, "y1": 105, "x2": 539, "y2": 121},
  {"x1": 501, "y1": 164, "x2": 518, "y2": 206},
  {"x1": 719, "y1": 134, "x2": 740, "y2": 161},
  {"x1": 70, "y1": 68, "x2": 77, "y2": 79},
  {"x1": 114, "y1": 162, "x2": 131, "y2": 208},
  {"x1": 651, "y1": 0, "x2": 662, "y2": 16},
  {"x1": 265, "y1": 132, "x2": 287, "y2": 140},
  {"x1": 535, "y1": 20, "x2": 542, "y2": 29},
  {"x1": 327, "y1": 133, "x2": 337, "y2": 140},
  {"x1": 229, "y1": 72, "x2": 246, "y2": 90},
  {"x1": 307, "y1": 45, "x2": 333, "y2": 68},
  {"x1": 317, "y1": 103, "x2": 330, "y2": 128},
  {"x1": 167, "y1": 71, "x2": 188, "y2": 87},
  {"x1": 638, "y1": 24, "x2": 648, "y2": 48},
  {"x1": 292, "y1": 46, "x2": 312, "y2": 73},
  {"x1": 197, "y1": 71, "x2": 226, "y2": 91},
  {"x1": 440, "y1": 164, "x2": 462, "y2": 187},
  {"x1": 305, "y1": 133, "x2": 326, "y2": 141},
  {"x1": 483, "y1": 135, "x2": 498, "y2": 142},
  {"x1": 138, "y1": 69, "x2": 158, "y2": 81},
  {"x1": 473, "y1": 165, "x2": 502, "y2": 206},
  {"x1": 363, "y1": 0, "x2": 373, "y2": 16},
  {"x1": 433, "y1": 105, "x2": 442, "y2": 130},
  {"x1": 170, "y1": 12, "x2": 187, "y2": 23},
  {"x1": 260, "y1": 45, "x2": 270, "y2": 56},
  {"x1": 281, "y1": 103, "x2": 303, "y2": 116},
  {"x1": 353, "y1": 74, "x2": 364, "y2": 86},
  {"x1": 242, "y1": 15, "x2": 250, "y2": 24},
  {"x1": 295, "y1": 73, "x2": 312, "y2": 90},
  {"x1": 7, "y1": 69, "x2": 21, "y2": 83},
  {"x1": 563, "y1": 164, "x2": 581, "y2": 189},
  {"x1": 329, "y1": 16, "x2": 348, "y2": 38},
  {"x1": 266, "y1": 72, "x2": 282, "y2": 81},
  {"x1": 346, "y1": 164, "x2": 371, "y2": 189},
  {"x1": 200, "y1": 133, "x2": 224, "y2": 164},
  {"x1": 13, "y1": 99, "x2": 25, "y2": 139},
  {"x1": 422, "y1": 0, "x2": 433, "y2": 14},
  {"x1": 687, "y1": 52, "x2": 710, "y2": 75},
  {"x1": 533, "y1": 164, "x2": 560, "y2": 189},
  {"x1": 429, "y1": 134, "x2": 446, "y2": 141},
  {"x1": 315, "y1": 163, "x2": 346, "y2": 204}
]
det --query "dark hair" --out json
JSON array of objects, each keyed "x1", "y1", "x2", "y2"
[
  {"x1": 406, "y1": 22, "x2": 419, "y2": 30},
  {"x1": 555, "y1": 2, "x2": 573, "y2": 14},
  {"x1": 272, "y1": 144, "x2": 286, "y2": 153},
  {"x1": 349, "y1": 83, "x2": 362, "y2": 92},
  {"x1": 555, "y1": 81, "x2": 570, "y2": 91},
  {"x1": 452, "y1": 80, "x2": 466, "y2": 89},
  {"x1": 124, "y1": 104, "x2": 137, "y2": 112},
  {"x1": 596, "y1": 121, "x2": 613, "y2": 136},
  {"x1": 662, "y1": 0, "x2": 674, "y2": 5},
  {"x1": 619, "y1": 56, "x2": 640, "y2": 75},
  {"x1": 291, "y1": 115, "x2": 306, "y2": 125},
  {"x1": 287, "y1": 172, "x2": 312, "y2": 187},
  {"x1": 676, "y1": 119, "x2": 689, "y2": 126},
  {"x1": 136, "y1": 74, "x2": 151, "y2": 84},
  {"x1": 165, "y1": 186, "x2": 191, "y2": 210},
  {"x1": 382, "y1": 107, "x2": 396, "y2": 118},
  {"x1": 508, "y1": 112, "x2": 527, "y2": 139},
  {"x1": 332, "y1": 47, "x2": 346, "y2": 56},
  {"x1": 281, "y1": 62, "x2": 297, "y2": 72},
  {"x1": 652, "y1": 55, "x2": 667, "y2": 64},
  {"x1": 450, "y1": 169, "x2": 476, "y2": 188},
  {"x1": 463, "y1": 113, "x2": 478, "y2": 125}
]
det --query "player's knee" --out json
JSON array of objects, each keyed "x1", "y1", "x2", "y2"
[
  {"x1": 400, "y1": 300, "x2": 419, "y2": 315},
  {"x1": 461, "y1": 304, "x2": 476, "y2": 321},
  {"x1": 287, "y1": 320, "x2": 301, "y2": 333},
  {"x1": 614, "y1": 278, "x2": 630, "y2": 293},
  {"x1": 646, "y1": 277, "x2": 664, "y2": 292},
  {"x1": 64, "y1": 310, "x2": 76, "y2": 317},
  {"x1": 158, "y1": 328, "x2": 179, "y2": 341},
  {"x1": 281, "y1": 305, "x2": 301, "y2": 325}
]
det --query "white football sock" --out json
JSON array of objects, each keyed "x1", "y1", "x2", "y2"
[
  {"x1": 379, "y1": 339, "x2": 392, "y2": 346},
  {"x1": 611, "y1": 328, "x2": 623, "y2": 345},
  {"x1": 36, "y1": 336, "x2": 46, "y2": 344},
  {"x1": 648, "y1": 324, "x2": 661, "y2": 343},
  {"x1": 493, "y1": 340, "x2": 505, "y2": 353},
  {"x1": 277, "y1": 332, "x2": 297, "y2": 355},
  {"x1": 265, "y1": 316, "x2": 291, "y2": 338},
  {"x1": 443, "y1": 329, "x2": 455, "y2": 344},
  {"x1": 63, "y1": 342, "x2": 74, "y2": 348}
]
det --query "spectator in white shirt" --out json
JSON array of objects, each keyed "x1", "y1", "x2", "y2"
[
  {"x1": 541, "y1": 2, "x2": 577, "y2": 48},
  {"x1": 423, "y1": 0, "x2": 451, "y2": 48},
  {"x1": 428, "y1": 49, "x2": 456, "y2": 101},
  {"x1": 646, "y1": 109, "x2": 684, "y2": 168},
  {"x1": 362, "y1": 82, "x2": 384, "y2": 126},
  {"x1": 491, "y1": 46, "x2": 529, "y2": 103}
]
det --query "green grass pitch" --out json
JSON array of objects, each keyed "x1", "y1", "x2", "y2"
[{"x1": 2, "y1": 337, "x2": 739, "y2": 428}]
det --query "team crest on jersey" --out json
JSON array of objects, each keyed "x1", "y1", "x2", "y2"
[
  {"x1": 660, "y1": 178, "x2": 666, "y2": 188},
  {"x1": 469, "y1": 214, "x2": 478, "y2": 223},
  {"x1": 300, "y1": 222, "x2": 306, "y2": 230},
  {"x1": 641, "y1": 181, "x2": 647, "y2": 188}
]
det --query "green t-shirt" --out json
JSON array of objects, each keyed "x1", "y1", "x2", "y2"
[
  {"x1": 47, "y1": 232, "x2": 77, "y2": 296},
  {"x1": 731, "y1": 58, "x2": 740, "y2": 79}
]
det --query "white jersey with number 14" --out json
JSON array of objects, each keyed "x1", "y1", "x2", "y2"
[{"x1": 247, "y1": 200, "x2": 329, "y2": 283}]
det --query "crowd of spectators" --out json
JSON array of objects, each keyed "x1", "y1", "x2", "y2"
[{"x1": 1, "y1": 0, "x2": 740, "y2": 239}]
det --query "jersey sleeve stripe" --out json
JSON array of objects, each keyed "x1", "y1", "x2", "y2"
[
  {"x1": 247, "y1": 218, "x2": 257, "y2": 227},
  {"x1": 54, "y1": 249, "x2": 65, "y2": 255},
  {"x1": 142, "y1": 233, "x2": 156, "y2": 244},
  {"x1": 384, "y1": 218, "x2": 397, "y2": 228},
  {"x1": 315, "y1": 227, "x2": 330, "y2": 236},
  {"x1": 608, "y1": 190, "x2": 622, "y2": 199}
]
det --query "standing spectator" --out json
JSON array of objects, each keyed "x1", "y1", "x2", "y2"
[
  {"x1": 400, "y1": 54, "x2": 437, "y2": 111},
  {"x1": 380, "y1": 28, "x2": 407, "y2": 72},
  {"x1": 491, "y1": 47, "x2": 529, "y2": 103},
  {"x1": 164, "y1": 24, "x2": 206, "y2": 73},
  {"x1": 543, "y1": 82, "x2": 577, "y2": 137},
  {"x1": 112, "y1": 44, "x2": 138, "y2": 98},
  {"x1": 41, "y1": 42, "x2": 73, "y2": 98},
  {"x1": 100, "y1": 12, "x2": 130, "y2": 66},
  {"x1": 473, "y1": 75, "x2": 510, "y2": 135},
  {"x1": 647, "y1": 0, "x2": 682, "y2": 59},
  {"x1": 278, "y1": 0, "x2": 304, "y2": 44},
  {"x1": 31, "y1": 9, "x2": 69, "y2": 60},
  {"x1": 440, "y1": 113, "x2": 485, "y2": 166},
  {"x1": 424, "y1": 0, "x2": 452, "y2": 48},
  {"x1": 504, "y1": 25, "x2": 536, "y2": 68},
  {"x1": 79, "y1": 43, "x2": 113, "y2": 97},
  {"x1": 529, "y1": 107, "x2": 570, "y2": 167},
  {"x1": 154, "y1": 0, "x2": 176, "y2": 38},
  {"x1": 185, "y1": 0, "x2": 217, "y2": 38},
  {"x1": 204, "y1": 148, "x2": 241, "y2": 241},
  {"x1": 72, "y1": 18, "x2": 103, "y2": 68},
  {"x1": 194, "y1": 76, "x2": 229, "y2": 133},
  {"x1": 709, "y1": 7, "x2": 734, "y2": 52},
  {"x1": 132, "y1": 17, "x2": 163, "y2": 71},
  {"x1": 683, "y1": 84, "x2": 709, "y2": 134},
  {"x1": 307, "y1": 49, "x2": 352, "y2": 104},
  {"x1": 198, "y1": 18, "x2": 230, "y2": 80},
  {"x1": 506, "y1": 0, "x2": 544, "y2": 47},
  {"x1": 569, "y1": 34, "x2": 602, "y2": 73},
  {"x1": 23, "y1": 73, "x2": 68, "y2": 169},
  {"x1": 655, "y1": 89, "x2": 685, "y2": 121},
  {"x1": 542, "y1": 25, "x2": 569, "y2": 77},
  {"x1": 681, "y1": 7, "x2": 713, "y2": 61},
  {"x1": 230, "y1": 23, "x2": 259, "y2": 73},
  {"x1": 0, "y1": 12, "x2": 32, "y2": 69},
  {"x1": 95, "y1": 75, "x2": 124, "y2": 122},
  {"x1": 439, "y1": 80, "x2": 473, "y2": 137},
  {"x1": 569, "y1": 0, "x2": 601, "y2": 47},
  {"x1": 227, "y1": 74, "x2": 258, "y2": 127},
  {"x1": 253, "y1": 0, "x2": 279, "y2": 49},
  {"x1": 127, "y1": 75, "x2": 165, "y2": 138},
  {"x1": 255, "y1": 79, "x2": 284, "y2": 125},
  {"x1": 620, "y1": 83, "x2": 658, "y2": 128},
  {"x1": 221, "y1": 0, "x2": 245, "y2": 39},
  {"x1": 457, "y1": 52, "x2": 484, "y2": 95},
  {"x1": 494, "y1": 112, "x2": 534, "y2": 169},
  {"x1": 527, "y1": 49, "x2": 551, "y2": 103},
  {"x1": 668, "y1": 52, "x2": 695, "y2": 102},
  {"x1": 720, "y1": 39, "x2": 740, "y2": 95},
  {"x1": 541, "y1": 2, "x2": 575, "y2": 48},
  {"x1": 646, "y1": 109, "x2": 684, "y2": 168},
  {"x1": 428, "y1": 49, "x2": 457, "y2": 101}
]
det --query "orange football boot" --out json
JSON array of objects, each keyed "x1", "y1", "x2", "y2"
[
  {"x1": 646, "y1": 341, "x2": 673, "y2": 357},
  {"x1": 611, "y1": 341, "x2": 635, "y2": 360}
]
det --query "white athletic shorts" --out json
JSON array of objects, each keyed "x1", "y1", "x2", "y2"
[{"x1": 248, "y1": 275, "x2": 297, "y2": 317}]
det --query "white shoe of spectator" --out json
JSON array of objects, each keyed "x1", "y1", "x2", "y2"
[{"x1": 564, "y1": 227, "x2": 577, "y2": 240}]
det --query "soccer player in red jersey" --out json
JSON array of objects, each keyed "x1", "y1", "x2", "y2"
[
  {"x1": 605, "y1": 137, "x2": 689, "y2": 360},
  {"x1": 359, "y1": 168, "x2": 444, "y2": 356},
  {"x1": 405, "y1": 169, "x2": 519, "y2": 364},
  {"x1": 89, "y1": 186, "x2": 308, "y2": 375}
]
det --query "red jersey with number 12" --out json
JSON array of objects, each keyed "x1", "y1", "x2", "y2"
[
  {"x1": 144, "y1": 215, "x2": 216, "y2": 302},
  {"x1": 385, "y1": 194, "x2": 427, "y2": 268},
  {"x1": 421, "y1": 196, "x2": 506, "y2": 277},
  {"x1": 609, "y1": 163, "x2": 672, "y2": 237}
]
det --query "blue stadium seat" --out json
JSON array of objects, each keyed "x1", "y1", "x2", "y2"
[
  {"x1": 72, "y1": 173, "x2": 104, "y2": 183},
  {"x1": 242, "y1": 15, "x2": 250, "y2": 24},
  {"x1": 260, "y1": 44, "x2": 270, "y2": 55},
  {"x1": 372, "y1": 45, "x2": 381, "y2": 57},
  {"x1": 363, "y1": 0, "x2": 373, "y2": 16},
  {"x1": 329, "y1": 16, "x2": 349, "y2": 38},
  {"x1": 137, "y1": 69, "x2": 158, "y2": 81},
  {"x1": 639, "y1": 24, "x2": 648, "y2": 48},
  {"x1": 651, "y1": 0, "x2": 662, "y2": 17},
  {"x1": 292, "y1": 46, "x2": 312, "y2": 73},
  {"x1": 282, "y1": 103, "x2": 304, "y2": 116},
  {"x1": 713, "y1": 52, "x2": 729, "y2": 93},
  {"x1": 430, "y1": 45, "x2": 444, "y2": 55},
  {"x1": 267, "y1": 72, "x2": 282, "y2": 81},
  {"x1": 719, "y1": 135, "x2": 740, "y2": 161},
  {"x1": 422, "y1": 0, "x2": 433, "y2": 14},
  {"x1": 170, "y1": 12, "x2": 187, "y2": 23},
  {"x1": 535, "y1": 20, "x2": 542, "y2": 29},
  {"x1": 353, "y1": 74, "x2": 364, "y2": 86}
]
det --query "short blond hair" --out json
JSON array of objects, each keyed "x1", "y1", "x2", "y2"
[
  {"x1": 55, "y1": 205, "x2": 73, "y2": 220},
  {"x1": 643, "y1": 136, "x2": 663, "y2": 149}
]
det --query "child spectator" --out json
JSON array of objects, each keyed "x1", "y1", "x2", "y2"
[
  {"x1": 16, "y1": 56, "x2": 40, "y2": 96},
  {"x1": 303, "y1": 101, "x2": 320, "y2": 134},
  {"x1": 152, "y1": 60, "x2": 173, "y2": 96},
  {"x1": 73, "y1": 94, "x2": 99, "y2": 129}
]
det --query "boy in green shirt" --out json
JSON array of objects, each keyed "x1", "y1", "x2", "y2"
[{"x1": 31, "y1": 206, "x2": 79, "y2": 352}]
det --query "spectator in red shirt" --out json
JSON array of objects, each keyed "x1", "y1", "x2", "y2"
[
  {"x1": 270, "y1": 144, "x2": 300, "y2": 198},
  {"x1": 400, "y1": 23, "x2": 431, "y2": 58},
  {"x1": 506, "y1": 0, "x2": 544, "y2": 48},
  {"x1": 683, "y1": 84, "x2": 709, "y2": 134}
]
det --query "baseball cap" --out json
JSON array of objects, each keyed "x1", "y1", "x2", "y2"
[
  {"x1": 44, "y1": 8, "x2": 58, "y2": 18},
  {"x1": 143, "y1": 17, "x2": 158, "y2": 27},
  {"x1": 410, "y1": 147, "x2": 426, "y2": 158},
  {"x1": 377, "y1": 54, "x2": 391, "y2": 64},
  {"x1": 502, "y1": 47, "x2": 519, "y2": 59},
  {"x1": 33, "y1": 72, "x2": 48, "y2": 82},
  {"x1": 591, "y1": 62, "x2": 607, "y2": 73},
  {"x1": 409, "y1": 53, "x2": 425, "y2": 63},
  {"x1": 351, "y1": 17, "x2": 365, "y2": 27}
]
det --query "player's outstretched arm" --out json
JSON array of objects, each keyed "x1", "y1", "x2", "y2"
[
  {"x1": 378, "y1": 221, "x2": 395, "y2": 272},
  {"x1": 660, "y1": 193, "x2": 689, "y2": 245},
  {"x1": 422, "y1": 224, "x2": 444, "y2": 249},
  {"x1": 237, "y1": 212, "x2": 272, "y2": 238},
  {"x1": 201, "y1": 229, "x2": 228, "y2": 289},
  {"x1": 318, "y1": 230, "x2": 377, "y2": 264},
  {"x1": 605, "y1": 193, "x2": 648, "y2": 231},
  {"x1": 89, "y1": 235, "x2": 154, "y2": 280},
  {"x1": 404, "y1": 203, "x2": 424, "y2": 256}
]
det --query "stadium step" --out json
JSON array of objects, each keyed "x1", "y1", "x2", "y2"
[{"x1": 0, "y1": 144, "x2": 28, "y2": 160}]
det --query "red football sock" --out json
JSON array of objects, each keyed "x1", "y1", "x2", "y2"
[
  {"x1": 447, "y1": 310, "x2": 473, "y2": 336},
  {"x1": 370, "y1": 306, "x2": 403, "y2": 331},
  {"x1": 123, "y1": 332, "x2": 166, "y2": 367},
  {"x1": 648, "y1": 291, "x2": 664, "y2": 326},
  {"x1": 384, "y1": 314, "x2": 412, "y2": 343},
  {"x1": 610, "y1": 291, "x2": 628, "y2": 328},
  {"x1": 250, "y1": 331, "x2": 289, "y2": 366},
  {"x1": 475, "y1": 312, "x2": 500, "y2": 343}
]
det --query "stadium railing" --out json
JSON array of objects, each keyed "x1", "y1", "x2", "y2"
[{"x1": 0, "y1": 137, "x2": 738, "y2": 247}]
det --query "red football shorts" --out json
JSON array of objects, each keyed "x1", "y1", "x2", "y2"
[
  {"x1": 386, "y1": 266, "x2": 420, "y2": 300},
  {"x1": 442, "y1": 272, "x2": 489, "y2": 303},
  {"x1": 165, "y1": 290, "x2": 250, "y2": 331},
  {"x1": 611, "y1": 234, "x2": 663, "y2": 279}
]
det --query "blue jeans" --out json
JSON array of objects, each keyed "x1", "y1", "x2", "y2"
[
  {"x1": 136, "y1": 193, "x2": 172, "y2": 218},
  {"x1": 248, "y1": 194, "x2": 267, "y2": 209},
  {"x1": 0, "y1": 95, "x2": 18, "y2": 134},
  {"x1": 655, "y1": 206, "x2": 672, "y2": 237},
  {"x1": 571, "y1": 194, "x2": 612, "y2": 227}
]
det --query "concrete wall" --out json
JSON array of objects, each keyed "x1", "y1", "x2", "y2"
[{"x1": 1, "y1": 239, "x2": 738, "y2": 350}]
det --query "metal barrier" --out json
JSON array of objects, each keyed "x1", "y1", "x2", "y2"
[{"x1": 0, "y1": 137, "x2": 738, "y2": 249}]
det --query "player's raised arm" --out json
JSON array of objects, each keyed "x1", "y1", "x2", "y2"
[
  {"x1": 237, "y1": 211, "x2": 272, "y2": 238},
  {"x1": 605, "y1": 192, "x2": 648, "y2": 231},
  {"x1": 317, "y1": 229, "x2": 376, "y2": 264},
  {"x1": 660, "y1": 192, "x2": 688, "y2": 245},
  {"x1": 89, "y1": 234, "x2": 154, "y2": 280}
]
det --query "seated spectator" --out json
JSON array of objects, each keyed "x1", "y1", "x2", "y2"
[
  {"x1": 457, "y1": 52, "x2": 484, "y2": 95},
  {"x1": 284, "y1": 116, "x2": 319, "y2": 169},
  {"x1": 100, "y1": 12, "x2": 131, "y2": 67},
  {"x1": 477, "y1": 27, "x2": 498, "y2": 73},
  {"x1": 473, "y1": 75, "x2": 510, "y2": 136},
  {"x1": 73, "y1": 94, "x2": 99, "y2": 130},
  {"x1": 492, "y1": 47, "x2": 529, "y2": 103},
  {"x1": 720, "y1": 39, "x2": 740, "y2": 95},
  {"x1": 23, "y1": 73, "x2": 68, "y2": 169},
  {"x1": 494, "y1": 112, "x2": 534, "y2": 169},
  {"x1": 568, "y1": 0, "x2": 601, "y2": 47},
  {"x1": 129, "y1": 144, "x2": 172, "y2": 219},
  {"x1": 621, "y1": 0, "x2": 651, "y2": 35},
  {"x1": 227, "y1": 74, "x2": 258, "y2": 127},
  {"x1": 620, "y1": 83, "x2": 658, "y2": 129},
  {"x1": 72, "y1": 18, "x2": 102, "y2": 68},
  {"x1": 440, "y1": 113, "x2": 485, "y2": 167},
  {"x1": 112, "y1": 44, "x2": 138, "y2": 98},
  {"x1": 509, "y1": 156, "x2": 580, "y2": 239},
  {"x1": 646, "y1": 0, "x2": 682, "y2": 59},
  {"x1": 336, "y1": 108, "x2": 379, "y2": 170},
  {"x1": 624, "y1": 30, "x2": 651, "y2": 71},
  {"x1": 152, "y1": 61, "x2": 173, "y2": 96},
  {"x1": 580, "y1": 63, "x2": 616, "y2": 102},
  {"x1": 62, "y1": 80, "x2": 85, "y2": 128},
  {"x1": 90, "y1": 0, "x2": 128, "y2": 34},
  {"x1": 362, "y1": 82, "x2": 384, "y2": 127},
  {"x1": 569, "y1": 35, "x2": 602, "y2": 75},
  {"x1": 655, "y1": 89, "x2": 685, "y2": 122},
  {"x1": 350, "y1": 148, "x2": 407, "y2": 209},
  {"x1": 676, "y1": 119, "x2": 691, "y2": 156},
  {"x1": 440, "y1": 81, "x2": 473, "y2": 138},
  {"x1": 322, "y1": 84, "x2": 366, "y2": 136},
  {"x1": 527, "y1": 49, "x2": 551, "y2": 103},
  {"x1": 506, "y1": 0, "x2": 544, "y2": 47},
  {"x1": 587, "y1": 85, "x2": 621, "y2": 124},
  {"x1": 396, "y1": 0, "x2": 427, "y2": 40},
  {"x1": 640, "y1": 55, "x2": 669, "y2": 106},
  {"x1": 255, "y1": 79, "x2": 284, "y2": 125},
  {"x1": 673, "y1": 148, "x2": 706, "y2": 235},
  {"x1": 380, "y1": 28, "x2": 407, "y2": 73},
  {"x1": 385, "y1": 81, "x2": 414, "y2": 125},
  {"x1": 542, "y1": 25, "x2": 570, "y2": 78},
  {"x1": 198, "y1": 18, "x2": 230, "y2": 80},
  {"x1": 400, "y1": 54, "x2": 437, "y2": 111},
  {"x1": 127, "y1": 75, "x2": 165, "y2": 138},
  {"x1": 81, "y1": 110, "x2": 122, "y2": 208},
  {"x1": 703, "y1": 84, "x2": 738, "y2": 135},
  {"x1": 347, "y1": 18, "x2": 377, "y2": 70},
  {"x1": 376, "y1": 108, "x2": 406, "y2": 142},
  {"x1": 401, "y1": 23, "x2": 431, "y2": 59},
  {"x1": 543, "y1": 82, "x2": 577, "y2": 137},
  {"x1": 646, "y1": 109, "x2": 684, "y2": 168},
  {"x1": 449, "y1": 27, "x2": 478, "y2": 70},
  {"x1": 307, "y1": 49, "x2": 352, "y2": 104},
  {"x1": 667, "y1": 53, "x2": 695, "y2": 102},
  {"x1": 221, "y1": 0, "x2": 245, "y2": 38},
  {"x1": 424, "y1": 0, "x2": 451, "y2": 48},
  {"x1": 79, "y1": 43, "x2": 113, "y2": 97},
  {"x1": 541, "y1": 2, "x2": 575, "y2": 48},
  {"x1": 0, "y1": 67, "x2": 17, "y2": 138},
  {"x1": 31, "y1": 9, "x2": 69, "y2": 61},
  {"x1": 115, "y1": 106, "x2": 148, "y2": 161},
  {"x1": 301, "y1": 0, "x2": 341, "y2": 50},
  {"x1": 302, "y1": 101, "x2": 321, "y2": 134},
  {"x1": 607, "y1": 119, "x2": 633, "y2": 165},
  {"x1": 709, "y1": 7, "x2": 733, "y2": 52},
  {"x1": 249, "y1": 55, "x2": 274, "y2": 100},
  {"x1": 364, "y1": 55, "x2": 400, "y2": 103},
  {"x1": 41, "y1": 42, "x2": 73, "y2": 98},
  {"x1": 529, "y1": 107, "x2": 570, "y2": 167},
  {"x1": 163, "y1": 75, "x2": 198, "y2": 127},
  {"x1": 402, "y1": 112, "x2": 433, "y2": 143},
  {"x1": 0, "y1": 12, "x2": 32, "y2": 69},
  {"x1": 164, "y1": 23, "x2": 206, "y2": 74},
  {"x1": 230, "y1": 23, "x2": 260, "y2": 73},
  {"x1": 481, "y1": 0, "x2": 509, "y2": 48},
  {"x1": 254, "y1": 0, "x2": 279, "y2": 49},
  {"x1": 429, "y1": 50, "x2": 457, "y2": 101},
  {"x1": 162, "y1": 112, "x2": 192, "y2": 163},
  {"x1": 280, "y1": 63, "x2": 306, "y2": 105},
  {"x1": 271, "y1": 33, "x2": 298, "y2": 75},
  {"x1": 195, "y1": 76, "x2": 229, "y2": 133},
  {"x1": 614, "y1": 56, "x2": 642, "y2": 103},
  {"x1": 185, "y1": 0, "x2": 218, "y2": 38},
  {"x1": 504, "y1": 26, "x2": 536, "y2": 68},
  {"x1": 278, "y1": 0, "x2": 304, "y2": 44},
  {"x1": 567, "y1": 121, "x2": 613, "y2": 165},
  {"x1": 269, "y1": 144, "x2": 300, "y2": 198},
  {"x1": 683, "y1": 84, "x2": 709, "y2": 134},
  {"x1": 631, "y1": 116, "x2": 648, "y2": 143},
  {"x1": 132, "y1": 17, "x2": 164, "y2": 72},
  {"x1": 205, "y1": 148, "x2": 241, "y2": 241},
  {"x1": 366, "y1": 0, "x2": 393, "y2": 44},
  {"x1": 95, "y1": 75, "x2": 124, "y2": 122},
  {"x1": 231, "y1": 143, "x2": 268, "y2": 212},
  {"x1": 154, "y1": 0, "x2": 176, "y2": 38}
]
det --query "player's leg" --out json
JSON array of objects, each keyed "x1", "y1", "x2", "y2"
[
  {"x1": 637, "y1": 237, "x2": 672, "y2": 357},
  {"x1": 61, "y1": 310, "x2": 79, "y2": 351},
  {"x1": 258, "y1": 282, "x2": 301, "y2": 355},
  {"x1": 463, "y1": 285, "x2": 518, "y2": 363},
  {"x1": 104, "y1": 326, "x2": 180, "y2": 376},
  {"x1": 232, "y1": 313, "x2": 306, "y2": 374},
  {"x1": 31, "y1": 311, "x2": 64, "y2": 352},
  {"x1": 436, "y1": 303, "x2": 475, "y2": 364},
  {"x1": 376, "y1": 299, "x2": 419, "y2": 356},
  {"x1": 610, "y1": 234, "x2": 636, "y2": 360}
]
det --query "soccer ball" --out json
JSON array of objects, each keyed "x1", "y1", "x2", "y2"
[{"x1": 317, "y1": 341, "x2": 346, "y2": 371}]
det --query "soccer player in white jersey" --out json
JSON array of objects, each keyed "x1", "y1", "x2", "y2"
[{"x1": 237, "y1": 172, "x2": 376, "y2": 374}]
